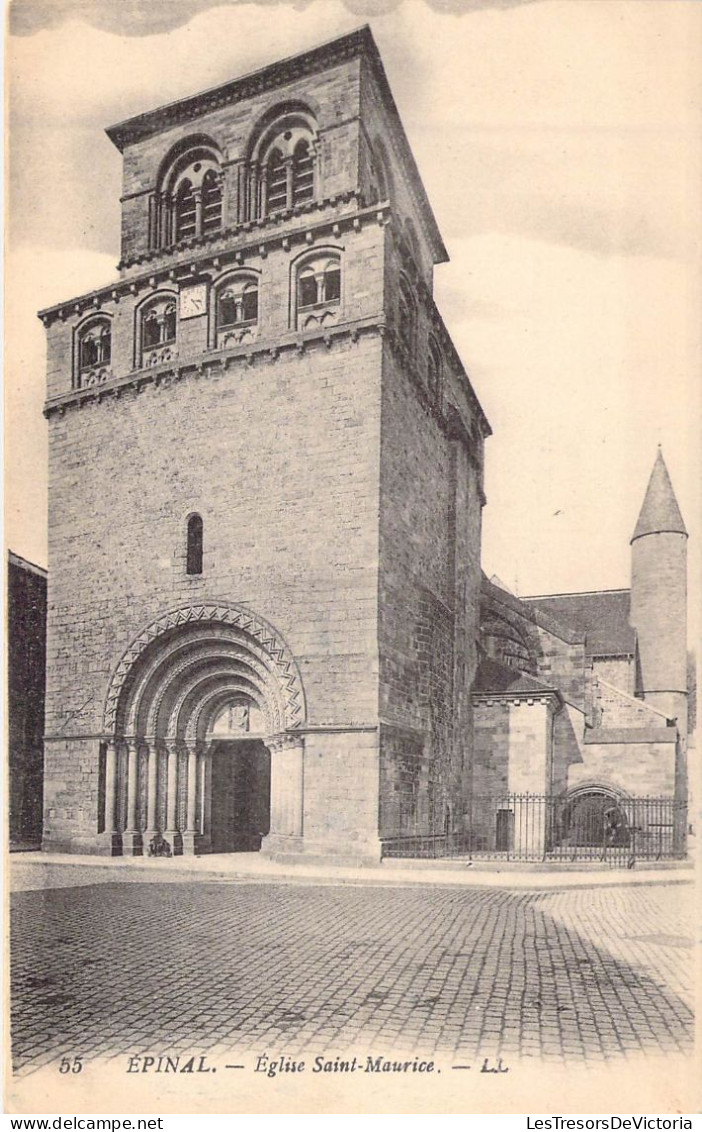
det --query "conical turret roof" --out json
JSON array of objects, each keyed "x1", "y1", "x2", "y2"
[{"x1": 631, "y1": 448, "x2": 687, "y2": 542}]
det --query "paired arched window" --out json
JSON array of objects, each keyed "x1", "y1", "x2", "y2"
[
  {"x1": 75, "y1": 316, "x2": 112, "y2": 388},
  {"x1": 215, "y1": 273, "x2": 259, "y2": 347},
  {"x1": 262, "y1": 135, "x2": 316, "y2": 215},
  {"x1": 186, "y1": 514, "x2": 203, "y2": 576},
  {"x1": 295, "y1": 252, "x2": 341, "y2": 329},
  {"x1": 140, "y1": 295, "x2": 177, "y2": 367},
  {"x1": 247, "y1": 109, "x2": 318, "y2": 221},
  {"x1": 153, "y1": 139, "x2": 223, "y2": 248}
]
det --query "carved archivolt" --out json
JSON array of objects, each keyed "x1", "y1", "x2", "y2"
[{"x1": 103, "y1": 603, "x2": 306, "y2": 736}]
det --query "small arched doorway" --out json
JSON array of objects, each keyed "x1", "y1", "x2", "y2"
[{"x1": 560, "y1": 788, "x2": 630, "y2": 849}]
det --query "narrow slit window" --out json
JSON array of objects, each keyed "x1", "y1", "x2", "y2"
[{"x1": 186, "y1": 514, "x2": 203, "y2": 575}]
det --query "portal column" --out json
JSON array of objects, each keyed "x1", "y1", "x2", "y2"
[
  {"x1": 198, "y1": 744, "x2": 213, "y2": 853},
  {"x1": 261, "y1": 734, "x2": 304, "y2": 857},
  {"x1": 142, "y1": 740, "x2": 160, "y2": 853},
  {"x1": 182, "y1": 743, "x2": 199, "y2": 855},
  {"x1": 122, "y1": 740, "x2": 143, "y2": 856},
  {"x1": 162, "y1": 742, "x2": 182, "y2": 855},
  {"x1": 100, "y1": 738, "x2": 122, "y2": 855}
]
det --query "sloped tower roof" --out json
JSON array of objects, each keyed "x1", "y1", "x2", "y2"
[{"x1": 631, "y1": 447, "x2": 687, "y2": 543}]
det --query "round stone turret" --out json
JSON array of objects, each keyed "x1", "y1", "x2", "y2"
[{"x1": 629, "y1": 447, "x2": 688, "y2": 738}]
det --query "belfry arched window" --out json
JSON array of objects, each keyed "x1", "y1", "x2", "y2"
[
  {"x1": 186, "y1": 514, "x2": 203, "y2": 576},
  {"x1": 75, "y1": 316, "x2": 112, "y2": 389},
  {"x1": 153, "y1": 138, "x2": 223, "y2": 249},
  {"x1": 215, "y1": 273, "x2": 259, "y2": 347},
  {"x1": 294, "y1": 251, "x2": 342, "y2": 330},
  {"x1": 246, "y1": 108, "x2": 318, "y2": 221},
  {"x1": 140, "y1": 295, "x2": 177, "y2": 367}
]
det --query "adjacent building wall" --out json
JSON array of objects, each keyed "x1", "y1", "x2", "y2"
[{"x1": 8, "y1": 553, "x2": 47, "y2": 847}]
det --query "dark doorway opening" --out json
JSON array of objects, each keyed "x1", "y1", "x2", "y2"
[
  {"x1": 210, "y1": 739, "x2": 271, "y2": 852},
  {"x1": 561, "y1": 791, "x2": 630, "y2": 848},
  {"x1": 495, "y1": 808, "x2": 514, "y2": 852}
]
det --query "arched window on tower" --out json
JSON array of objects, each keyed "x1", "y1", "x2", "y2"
[
  {"x1": 186, "y1": 514, "x2": 203, "y2": 576},
  {"x1": 154, "y1": 140, "x2": 223, "y2": 248},
  {"x1": 248, "y1": 109, "x2": 318, "y2": 220},
  {"x1": 215, "y1": 273, "x2": 259, "y2": 347},
  {"x1": 75, "y1": 316, "x2": 112, "y2": 389},
  {"x1": 295, "y1": 252, "x2": 342, "y2": 330},
  {"x1": 140, "y1": 295, "x2": 177, "y2": 367}
]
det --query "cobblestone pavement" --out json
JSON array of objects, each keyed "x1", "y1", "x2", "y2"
[{"x1": 10, "y1": 880, "x2": 694, "y2": 1076}]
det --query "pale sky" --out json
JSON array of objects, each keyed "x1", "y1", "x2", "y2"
[{"x1": 5, "y1": 0, "x2": 701, "y2": 619}]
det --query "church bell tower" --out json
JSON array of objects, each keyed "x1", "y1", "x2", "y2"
[{"x1": 39, "y1": 28, "x2": 490, "y2": 859}]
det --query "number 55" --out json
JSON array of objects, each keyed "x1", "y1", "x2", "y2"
[{"x1": 59, "y1": 1056, "x2": 83, "y2": 1074}]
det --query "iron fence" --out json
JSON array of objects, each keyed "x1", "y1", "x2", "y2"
[{"x1": 381, "y1": 792, "x2": 687, "y2": 866}]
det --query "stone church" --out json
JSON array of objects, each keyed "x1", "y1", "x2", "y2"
[{"x1": 38, "y1": 27, "x2": 689, "y2": 862}]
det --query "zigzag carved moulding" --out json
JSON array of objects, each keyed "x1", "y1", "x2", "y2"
[{"x1": 103, "y1": 603, "x2": 306, "y2": 734}]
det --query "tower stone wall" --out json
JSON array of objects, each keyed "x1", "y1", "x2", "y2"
[
  {"x1": 630, "y1": 534, "x2": 688, "y2": 733},
  {"x1": 629, "y1": 451, "x2": 688, "y2": 741},
  {"x1": 40, "y1": 28, "x2": 488, "y2": 859}
]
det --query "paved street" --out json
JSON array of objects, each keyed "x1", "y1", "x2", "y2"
[{"x1": 10, "y1": 876, "x2": 694, "y2": 1076}]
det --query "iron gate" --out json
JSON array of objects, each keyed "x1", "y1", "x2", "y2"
[{"x1": 381, "y1": 792, "x2": 687, "y2": 865}]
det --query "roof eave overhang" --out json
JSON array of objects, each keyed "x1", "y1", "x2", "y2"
[{"x1": 106, "y1": 26, "x2": 375, "y2": 152}]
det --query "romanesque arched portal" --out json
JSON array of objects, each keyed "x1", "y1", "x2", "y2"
[{"x1": 101, "y1": 604, "x2": 306, "y2": 856}]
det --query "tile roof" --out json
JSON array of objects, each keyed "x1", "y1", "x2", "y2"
[{"x1": 521, "y1": 590, "x2": 636, "y2": 657}]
